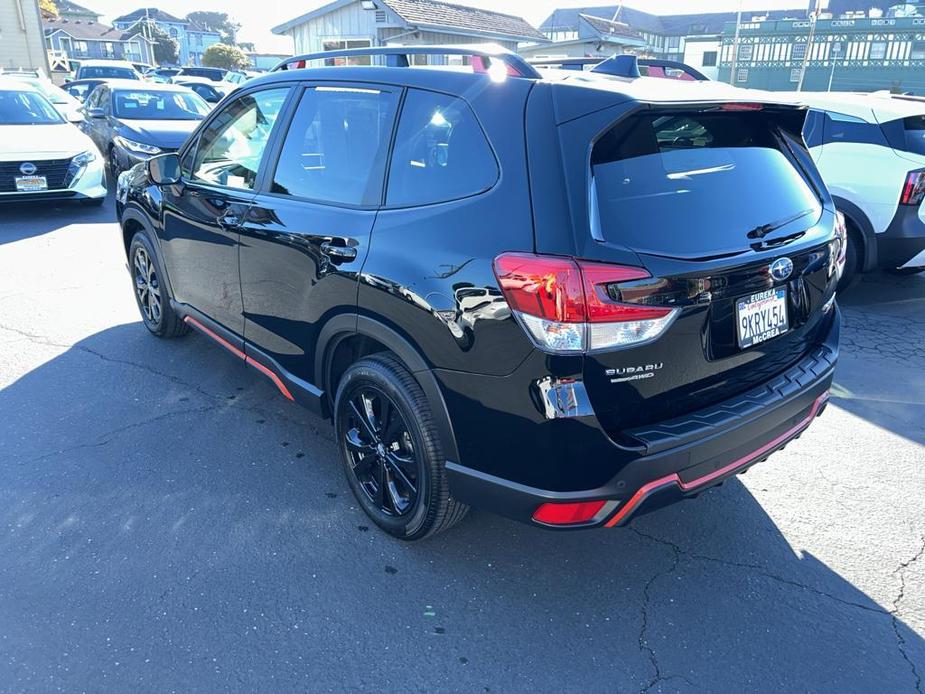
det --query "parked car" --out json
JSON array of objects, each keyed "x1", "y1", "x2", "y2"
[
  {"x1": 174, "y1": 66, "x2": 227, "y2": 82},
  {"x1": 144, "y1": 67, "x2": 181, "y2": 84},
  {"x1": 0, "y1": 74, "x2": 83, "y2": 122},
  {"x1": 71, "y1": 60, "x2": 141, "y2": 81},
  {"x1": 80, "y1": 81, "x2": 210, "y2": 178},
  {"x1": 174, "y1": 78, "x2": 233, "y2": 104},
  {"x1": 0, "y1": 81, "x2": 105, "y2": 205},
  {"x1": 61, "y1": 78, "x2": 107, "y2": 103},
  {"x1": 116, "y1": 47, "x2": 842, "y2": 540},
  {"x1": 798, "y1": 92, "x2": 925, "y2": 287}
]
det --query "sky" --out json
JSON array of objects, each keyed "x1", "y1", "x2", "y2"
[{"x1": 83, "y1": 0, "x2": 808, "y2": 53}]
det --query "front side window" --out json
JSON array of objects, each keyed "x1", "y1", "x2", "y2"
[
  {"x1": 113, "y1": 89, "x2": 210, "y2": 120},
  {"x1": 590, "y1": 111, "x2": 821, "y2": 259},
  {"x1": 386, "y1": 90, "x2": 498, "y2": 207},
  {"x1": 191, "y1": 88, "x2": 289, "y2": 191},
  {"x1": 272, "y1": 86, "x2": 398, "y2": 206}
]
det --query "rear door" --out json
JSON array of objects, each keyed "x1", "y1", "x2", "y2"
[
  {"x1": 238, "y1": 82, "x2": 400, "y2": 385},
  {"x1": 159, "y1": 86, "x2": 291, "y2": 336},
  {"x1": 552, "y1": 103, "x2": 838, "y2": 434}
]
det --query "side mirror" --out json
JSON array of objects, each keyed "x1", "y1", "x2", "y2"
[
  {"x1": 87, "y1": 107, "x2": 106, "y2": 119},
  {"x1": 148, "y1": 153, "x2": 181, "y2": 186},
  {"x1": 66, "y1": 110, "x2": 84, "y2": 123}
]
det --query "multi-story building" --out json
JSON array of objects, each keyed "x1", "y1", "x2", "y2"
[
  {"x1": 272, "y1": 0, "x2": 546, "y2": 61},
  {"x1": 111, "y1": 8, "x2": 221, "y2": 66},
  {"x1": 718, "y1": 5, "x2": 925, "y2": 93},
  {"x1": 44, "y1": 16, "x2": 154, "y2": 64},
  {"x1": 1, "y1": 0, "x2": 51, "y2": 74},
  {"x1": 53, "y1": 0, "x2": 100, "y2": 23}
]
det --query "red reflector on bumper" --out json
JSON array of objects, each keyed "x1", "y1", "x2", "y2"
[{"x1": 532, "y1": 500, "x2": 607, "y2": 526}]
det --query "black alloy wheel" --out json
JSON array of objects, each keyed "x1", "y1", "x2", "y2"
[
  {"x1": 133, "y1": 245, "x2": 162, "y2": 327},
  {"x1": 343, "y1": 387, "x2": 420, "y2": 517}
]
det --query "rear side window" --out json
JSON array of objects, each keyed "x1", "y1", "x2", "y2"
[
  {"x1": 591, "y1": 111, "x2": 822, "y2": 259},
  {"x1": 386, "y1": 89, "x2": 498, "y2": 207},
  {"x1": 272, "y1": 86, "x2": 399, "y2": 206},
  {"x1": 898, "y1": 116, "x2": 925, "y2": 156},
  {"x1": 823, "y1": 112, "x2": 890, "y2": 147}
]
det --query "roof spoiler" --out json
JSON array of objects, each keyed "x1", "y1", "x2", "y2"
[
  {"x1": 271, "y1": 45, "x2": 542, "y2": 79},
  {"x1": 591, "y1": 54, "x2": 641, "y2": 78}
]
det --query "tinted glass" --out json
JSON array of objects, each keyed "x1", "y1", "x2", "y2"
[
  {"x1": 272, "y1": 86, "x2": 398, "y2": 206},
  {"x1": 191, "y1": 88, "x2": 289, "y2": 191},
  {"x1": 386, "y1": 90, "x2": 498, "y2": 207},
  {"x1": 80, "y1": 66, "x2": 138, "y2": 79},
  {"x1": 901, "y1": 116, "x2": 925, "y2": 156},
  {"x1": 113, "y1": 89, "x2": 210, "y2": 120},
  {"x1": 824, "y1": 112, "x2": 889, "y2": 146},
  {"x1": 0, "y1": 90, "x2": 62, "y2": 125},
  {"x1": 591, "y1": 112, "x2": 821, "y2": 259}
]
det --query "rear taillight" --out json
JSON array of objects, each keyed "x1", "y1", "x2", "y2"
[
  {"x1": 900, "y1": 170, "x2": 925, "y2": 206},
  {"x1": 493, "y1": 253, "x2": 679, "y2": 354}
]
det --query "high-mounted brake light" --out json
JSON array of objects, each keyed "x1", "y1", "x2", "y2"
[
  {"x1": 900, "y1": 170, "x2": 925, "y2": 206},
  {"x1": 720, "y1": 102, "x2": 765, "y2": 111},
  {"x1": 493, "y1": 253, "x2": 679, "y2": 354}
]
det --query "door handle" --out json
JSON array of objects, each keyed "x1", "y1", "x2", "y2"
[{"x1": 320, "y1": 241, "x2": 358, "y2": 262}]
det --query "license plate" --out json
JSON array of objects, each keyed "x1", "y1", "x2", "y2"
[
  {"x1": 15, "y1": 175, "x2": 48, "y2": 192},
  {"x1": 736, "y1": 288, "x2": 789, "y2": 349}
]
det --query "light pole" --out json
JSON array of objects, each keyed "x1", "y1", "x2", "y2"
[
  {"x1": 729, "y1": 0, "x2": 743, "y2": 85},
  {"x1": 827, "y1": 40, "x2": 841, "y2": 91},
  {"x1": 797, "y1": 0, "x2": 821, "y2": 92}
]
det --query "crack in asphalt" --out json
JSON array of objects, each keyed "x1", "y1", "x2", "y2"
[{"x1": 891, "y1": 535, "x2": 925, "y2": 694}]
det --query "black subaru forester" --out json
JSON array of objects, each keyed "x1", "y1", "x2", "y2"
[{"x1": 116, "y1": 47, "x2": 844, "y2": 540}]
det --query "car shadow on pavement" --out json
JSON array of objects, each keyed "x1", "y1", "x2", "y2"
[
  {"x1": 0, "y1": 193, "x2": 115, "y2": 245},
  {"x1": 0, "y1": 321, "x2": 922, "y2": 692},
  {"x1": 833, "y1": 271, "x2": 925, "y2": 445}
]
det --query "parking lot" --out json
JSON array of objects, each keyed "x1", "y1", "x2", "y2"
[{"x1": 0, "y1": 192, "x2": 923, "y2": 692}]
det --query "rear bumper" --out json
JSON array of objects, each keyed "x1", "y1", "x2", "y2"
[
  {"x1": 878, "y1": 204, "x2": 925, "y2": 269},
  {"x1": 446, "y1": 306, "x2": 840, "y2": 529}
]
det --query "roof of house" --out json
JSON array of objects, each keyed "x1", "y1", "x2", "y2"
[
  {"x1": 43, "y1": 17, "x2": 144, "y2": 41},
  {"x1": 272, "y1": 0, "x2": 546, "y2": 42},
  {"x1": 578, "y1": 13, "x2": 644, "y2": 42},
  {"x1": 539, "y1": 6, "x2": 810, "y2": 36},
  {"x1": 55, "y1": 0, "x2": 101, "y2": 17},
  {"x1": 113, "y1": 8, "x2": 187, "y2": 25}
]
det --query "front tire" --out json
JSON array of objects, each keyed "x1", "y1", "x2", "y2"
[
  {"x1": 334, "y1": 354, "x2": 468, "y2": 540},
  {"x1": 128, "y1": 231, "x2": 188, "y2": 338}
]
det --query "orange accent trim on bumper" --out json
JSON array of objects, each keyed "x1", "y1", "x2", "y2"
[
  {"x1": 604, "y1": 392, "x2": 830, "y2": 528},
  {"x1": 183, "y1": 316, "x2": 295, "y2": 402}
]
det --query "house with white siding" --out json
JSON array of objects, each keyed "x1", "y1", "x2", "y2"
[
  {"x1": 271, "y1": 0, "x2": 547, "y2": 62},
  {"x1": 0, "y1": 0, "x2": 51, "y2": 74}
]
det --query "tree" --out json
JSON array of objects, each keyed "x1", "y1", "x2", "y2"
[
  {"x1": 202, "y1": 43, "x2": 250, "y2": 70},
  {"x1": 39, "y1": 0, "x2": 58, "y2": 18},
  {"x1": 127, "y1": 20, "x2": 179, "y2": 66},
  {"x1": 186, "y1": 12, "x2": 241, "y2": 46}
]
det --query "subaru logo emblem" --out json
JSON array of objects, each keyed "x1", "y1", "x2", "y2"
[
  {"x1": 770, "y1": 257, "x2": 794, "y2": 282},
  {"x1": 19, "y1": 162, "x2": 37, "y2": 176}
]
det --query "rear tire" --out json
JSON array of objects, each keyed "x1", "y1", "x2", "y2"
[
  {"x1": 334, "y1": 353, "x2": 468, "y2": 541},
  {"x1": 128, "y1": 231, "x2": 188, "y2": 338}
]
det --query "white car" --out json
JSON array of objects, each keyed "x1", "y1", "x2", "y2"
[
  {"x1": 0, "y1": 81, "x2": 106, "y2": 205},
  {"x1": 0, "y1": 74, "x2": 83, "y2": 122},
  {"x1": 798, "y1": 91, "x2": 925, "y2": 287}
]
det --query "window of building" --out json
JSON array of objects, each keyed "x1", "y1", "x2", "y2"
[
  {"x1": 191, "y1": 88, "x2": 290, "y2": 191},
  {"x1": 702, "y1": 51, "x2": 718, "y2": 67},
  {"x1": 666, "y1": 36, "x2": 681, "y2": 53},
  {"x1": 322, "y1": 39, "x2": 372, "y2": 66},
  {"x1": 737, "y1": 43, "x2": 753, "y2": 61},
  {"x1": 791, "y1": 42, "x2": 807, "y2": 61},
  {"x1": 271, "y1": 86, "x2": 399, "y2": 206},
  {"x1": 870, "y1": 41, "x2": 887, "y2": 60},
  {"x1": 737, "y1": 68, "x2": 749, "y2": 82},
  {"x1": 911, "y1": 40, "x2": 925, "y2": 60},
  {"x1": 790, "y1": 67, "x2": 802, "y2": 82},
  {"x1": 386, "y1": 89, "x2": 499, "y2": 207}
]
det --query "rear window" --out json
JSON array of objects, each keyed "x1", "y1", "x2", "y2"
[
  {"x1": 591, "y1": 111, "x2": 822, "y2": 259},
  {"x1": 79, "y1": 66, "x2": 138, "y2": 80}
]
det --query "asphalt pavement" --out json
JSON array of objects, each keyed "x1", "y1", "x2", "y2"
[{"x1": 0, "y1": 193, "x2": 923, "y2": 693}]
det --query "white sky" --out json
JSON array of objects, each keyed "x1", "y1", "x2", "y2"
[{"x1": 84, "y1": 0, "x2": 808, "y2": 53}]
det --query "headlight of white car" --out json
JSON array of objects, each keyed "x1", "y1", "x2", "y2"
[
  {"x1": 114, "y1": 136, "x2": 161, "y2": 156},
  {"x1": 67, "y1": 150, "x2": 98, "y2": 183}
]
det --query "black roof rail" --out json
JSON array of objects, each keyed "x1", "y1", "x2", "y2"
[{"x1": 271, "y1": 44, "x2": 542, "y2": 79}]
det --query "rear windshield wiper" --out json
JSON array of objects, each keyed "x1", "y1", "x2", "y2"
[{"x1": 746, "y1": 208, "x2": 816, "y2": 240}]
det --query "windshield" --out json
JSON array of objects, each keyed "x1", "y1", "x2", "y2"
[
  {"x1": 80, "y1": 66, "x2": 138, "y2": 79},
  {"x1": 0, "y1": 90, "x2": 63, "y2": 125},
  {"x1": 591, "y1": 111, "x2": 822, "y2": 259},
  {"x1": 113, "y1": 89, "x2": 211, "y2": 120}
]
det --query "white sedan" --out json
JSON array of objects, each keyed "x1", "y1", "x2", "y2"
[{"x1": 0, "y1": 81, "x2": 106, "y2": 206}]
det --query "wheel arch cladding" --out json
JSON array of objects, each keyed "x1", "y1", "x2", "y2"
[{"x1": 832, "y1": 195, "x2": 878, "y2": 271}]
